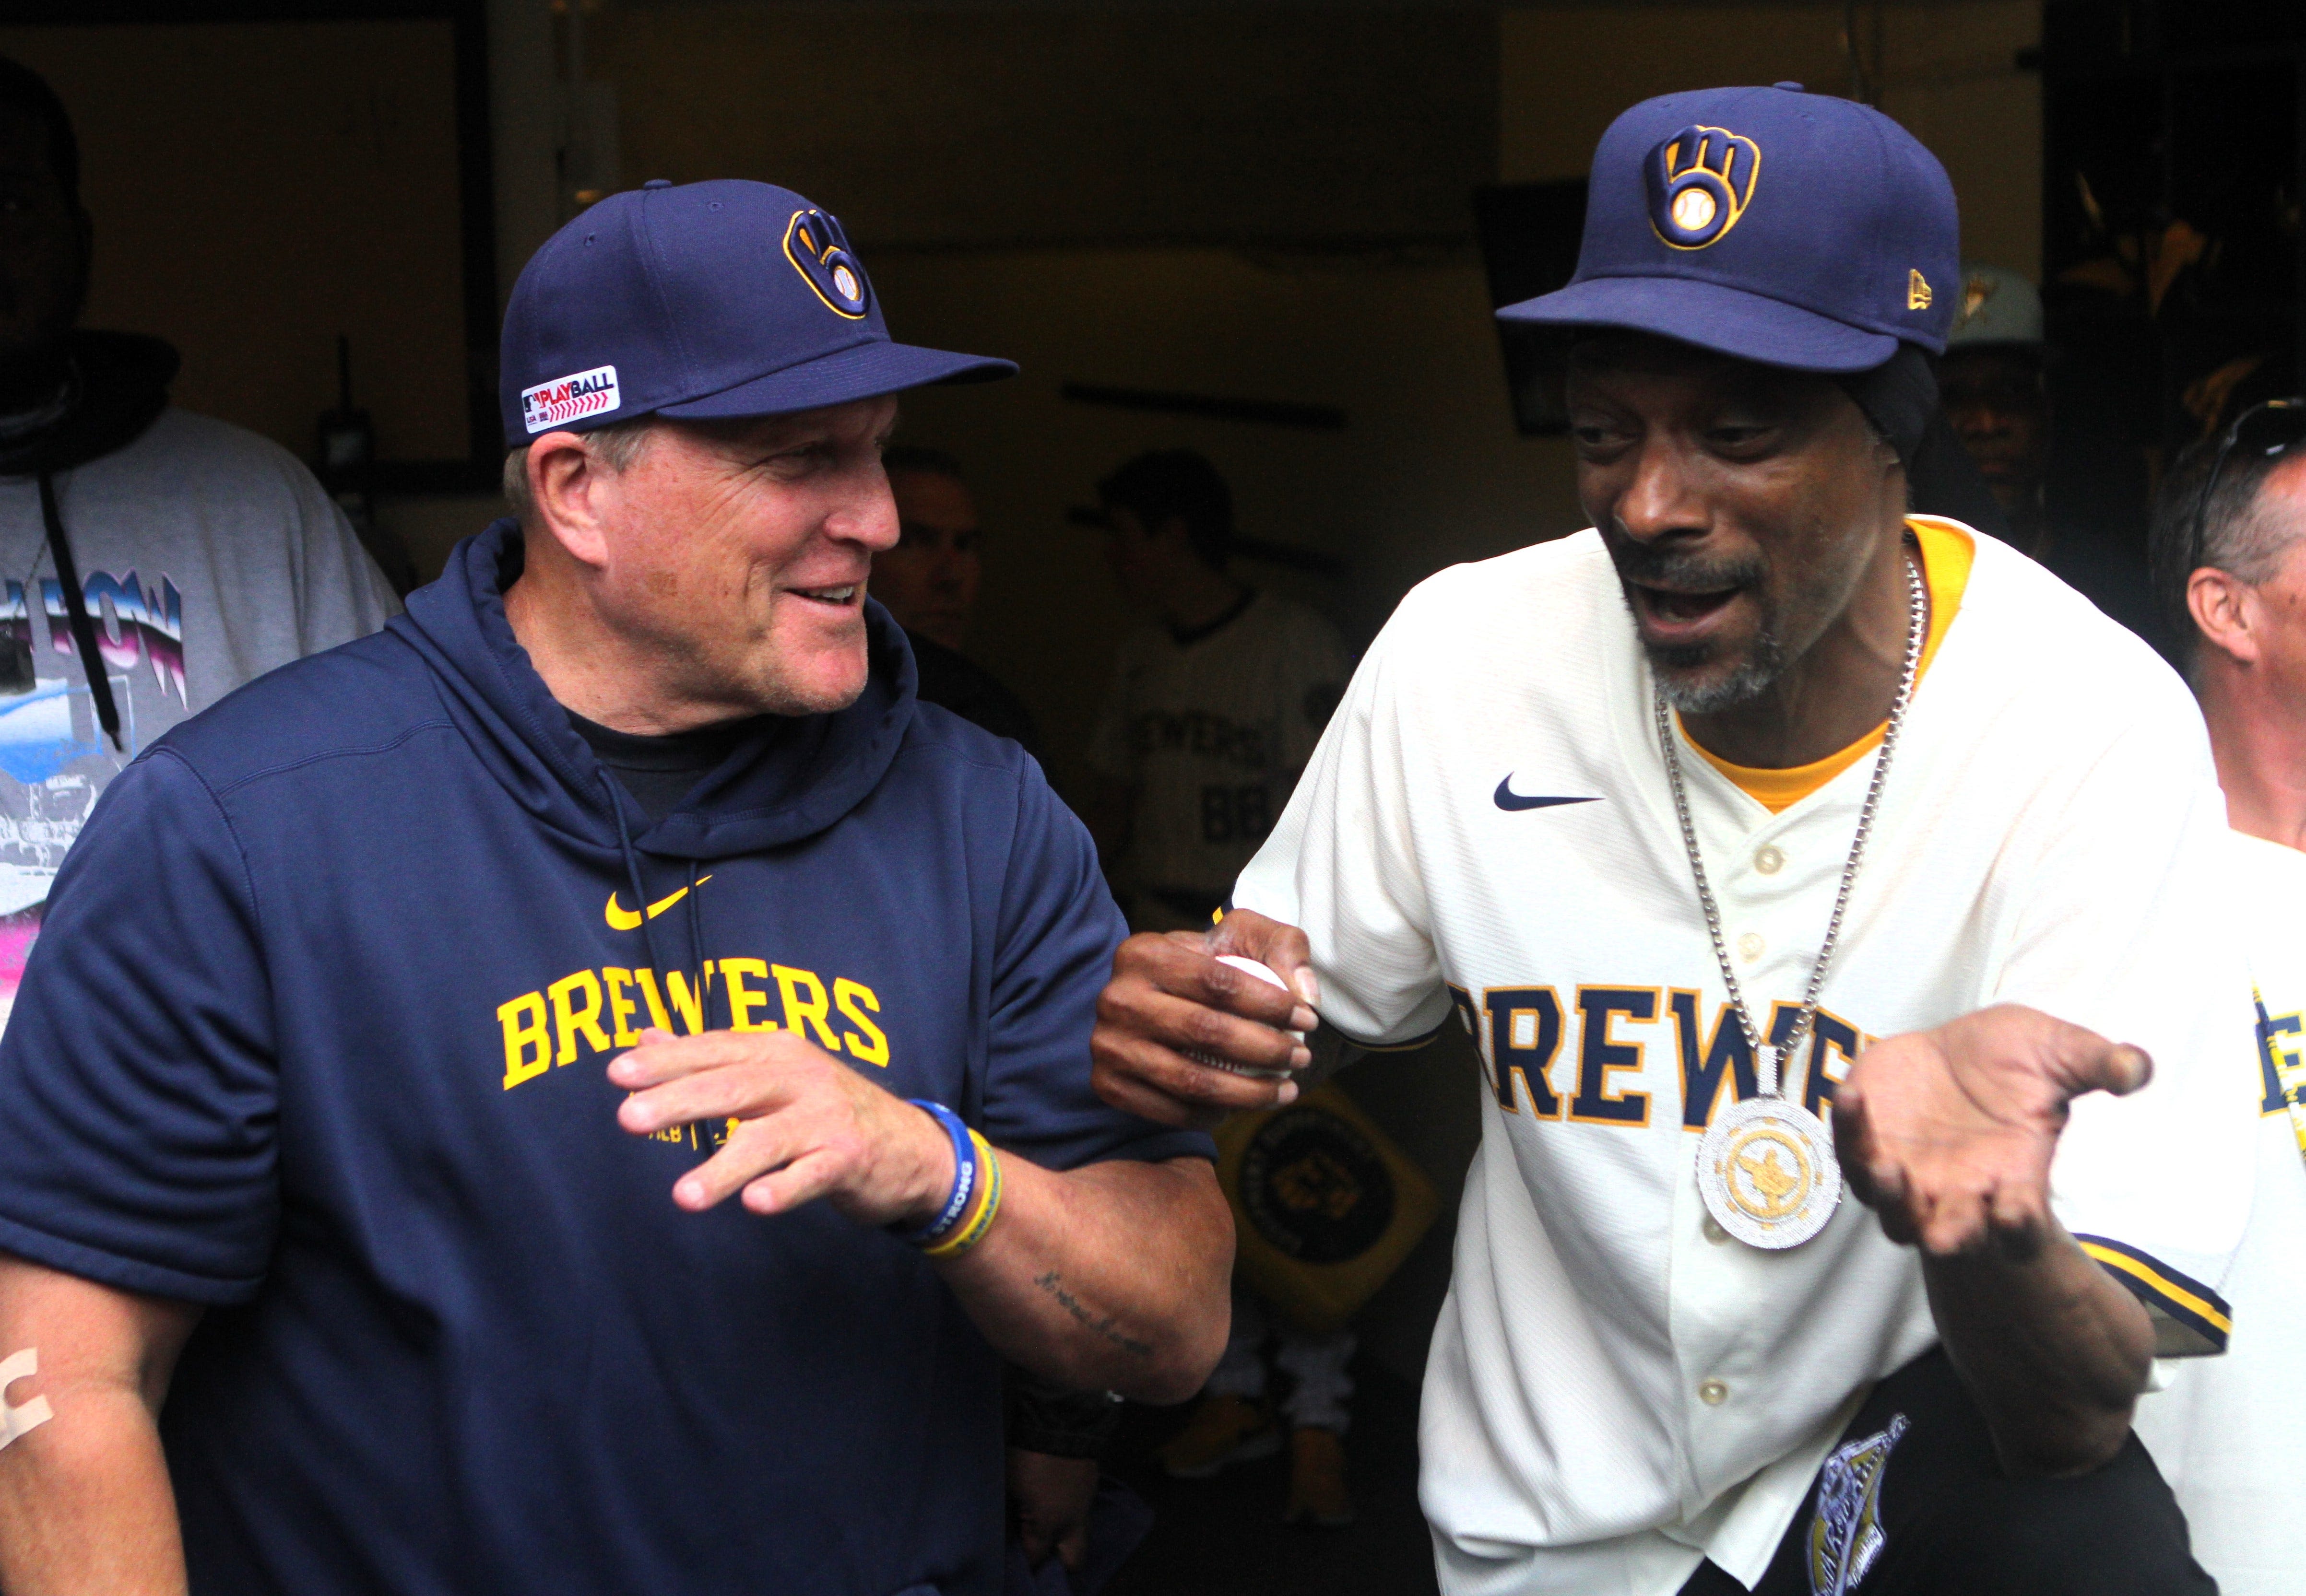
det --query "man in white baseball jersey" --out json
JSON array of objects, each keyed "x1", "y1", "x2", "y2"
[
  {"x1": 1090, "y1": 85, "x2": 2256, "y2": 1596},
  {"x1": 2130, "y1": 399, "x2": 2306, "y2": 1596},
  {"x1": 1083, "y1": 449, "x2": 1349, "y2": 933}
]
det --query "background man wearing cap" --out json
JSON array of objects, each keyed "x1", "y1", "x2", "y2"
[
  {"x1": 1081, "y1": 448, "x2": 1348, "y2": 935},
  {"x1": 1939, "y1": 262, "x2": 2164, "y2": 649},
  {"x1": 2127, "y1": 404, "x2": 2306, "y2": 1596},
  {"x1": 1090, "y1": 86, "x2": 2252, "y2": 1595},
  {"x1": 0, "y1": 179, "x2": 1230, "y2": 1596}
]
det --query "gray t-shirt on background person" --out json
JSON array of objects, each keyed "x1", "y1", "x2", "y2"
[{"x1": 0, "y1": 406, "x2": 401, "y2": 1021}]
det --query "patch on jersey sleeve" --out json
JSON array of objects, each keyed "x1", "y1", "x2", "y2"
[{"x1": 2075, "y1": 1234, "x2": 2232, "y2": 1356}]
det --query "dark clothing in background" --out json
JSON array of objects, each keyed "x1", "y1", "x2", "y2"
[
  {"x1": 2037, "y1": 520, "x2": 2170, "y2": 661},
  {"x1": 1905, "y1": 412, "x2": 2013, "y2": 541},
  {"x1": 1908, "y1": 410, "x2": 2171, "y2": 659},
  {"x1": 908, "y1": 629, "x2": 1041, "y2": 759}
]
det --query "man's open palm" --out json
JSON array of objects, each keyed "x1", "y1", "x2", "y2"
[{"x1": 1833, "y1": 1004, "x2": 2152, "y2": 1258}]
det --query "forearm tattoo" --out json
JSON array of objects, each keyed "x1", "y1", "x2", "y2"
[{"x1": 1034, "y1": 1270, "x2": 1155, "y2": 1359}]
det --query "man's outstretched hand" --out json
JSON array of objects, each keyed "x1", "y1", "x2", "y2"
[
  {"x1": 1090, "y1": 908, "x2": 1320, "y2": 1129},
  {"x1": 1833, "y1": 1003, "x2": 2152, "y2": 1258}
]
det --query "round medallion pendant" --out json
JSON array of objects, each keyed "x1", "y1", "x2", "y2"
[{"x1": 1697, "y1": 1096, "x2": 1842, "y2": 1250}]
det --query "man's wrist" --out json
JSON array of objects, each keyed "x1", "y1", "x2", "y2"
[{"x1": 895, "y1": 1100, "x2": 965, "y2": 1232}]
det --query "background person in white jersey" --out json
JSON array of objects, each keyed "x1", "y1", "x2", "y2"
[
  {"x1": 2131, "y1": 399, "x2": 2306, "y2": 1596},
  {"x1": 1082, "y1": 449, "x2": 1348, "y2": 933},
  {"x1": 1081, "y1": 448, "x2": 1360, "y2": 1521},
  {"x1": 1090, "y1": 84, "x2": 2257, "y2": 1596}
]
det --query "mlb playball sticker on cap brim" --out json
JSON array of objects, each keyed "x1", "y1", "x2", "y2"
[{"x1": 521, "y1": 365, "x2": 621, "y2": 435}]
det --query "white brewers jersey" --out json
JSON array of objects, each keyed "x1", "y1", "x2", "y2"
[
  {"x1": 1087, "y1": 590, "x2": 1348, "y2": 907},
  {"x1": 2132, "y1": 828, "x2": 2306, "y2": 1596},
  {"x1": 1231, "y1": 521, "x2": 2258, "y2": 1596}
]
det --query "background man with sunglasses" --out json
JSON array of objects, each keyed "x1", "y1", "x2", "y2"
[
  {"x1": 2133, "y1": 397, "x2": 2306, "y2": 1596},
  {"x1": 1090, "y1": 85, "x2": 2259, "y2": 1596}
]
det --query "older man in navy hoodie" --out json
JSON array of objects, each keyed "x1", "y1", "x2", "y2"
[{"x1": 0, "y1": 181, "x2": 1236, "y2": 1596}]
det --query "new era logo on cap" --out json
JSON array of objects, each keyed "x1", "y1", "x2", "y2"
[{"x1": 521, "y1": 365, "x2": 622, "y2": 435}]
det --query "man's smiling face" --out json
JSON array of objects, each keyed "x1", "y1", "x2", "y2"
[
  {"x1": 1566, "y1": 333, "x2": 1892, "y2": 713},
  {"x1": 584, "y1": 398, "x2": 901, "y2": 718}
]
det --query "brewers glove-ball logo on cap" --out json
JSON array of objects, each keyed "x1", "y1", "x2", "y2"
[
  {"x1": 520, "y1": 364, "x2": 621, "y2": 435},
  {"x1": 1646, "y1": 124, "x2": 1760, "y2": 250},
  {"x1": 783, "y1": 209, "x2": 871, "y2": 320}
]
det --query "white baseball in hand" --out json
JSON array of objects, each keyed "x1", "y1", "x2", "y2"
[{"x1": 1184, "y1": 955, "x2": 1304, "y2": 1081}]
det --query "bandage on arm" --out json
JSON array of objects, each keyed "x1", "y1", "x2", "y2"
[{"x1": 0, "y1": 1254, "x2": 201, "y2": 1596}]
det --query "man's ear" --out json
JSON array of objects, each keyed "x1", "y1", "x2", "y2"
[
  {"x1": 2188, "y1": 566, "x2": 2258, "y2": 666},
  {"x1": 526, "y1": 433, "x2": 615, "y2": 571}
]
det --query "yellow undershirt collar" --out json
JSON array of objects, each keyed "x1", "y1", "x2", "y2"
[{"x1": 1682, "y1": 517, "x2": 1973, "y2": 815}]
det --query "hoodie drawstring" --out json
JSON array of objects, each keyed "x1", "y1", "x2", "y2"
[
  {"x1": 602, "y1": 775, "x2": 689, "y2": 1040},
  {"x1": 35, "y1": 470, "x2": 122, "y2": 752},
  {"x1": 685, "y1": 857, "x2": 718, "y2": 1033}
]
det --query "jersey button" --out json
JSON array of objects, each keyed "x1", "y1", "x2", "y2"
[
  {"x1": 1736, "y1": 931, "x2": 1765, "y2": 962},
  {"x1": 1754, "y1": 845, "x2": 1785, "y2": 875},
  {"x1": 1699, "y1": 1379, "x2": 1729, "y2": 1406},
  {"x1": 1703, "y1": 1215, "x2": 1730, "y2": 1244}
]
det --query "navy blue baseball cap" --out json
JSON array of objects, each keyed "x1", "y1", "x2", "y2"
[
  {"x1": 1499, "y1": 84, "x2": 1958, "y2": 373},
  {"x1": 499, "y1": 178, "x2": 1014, "y2": 447}
]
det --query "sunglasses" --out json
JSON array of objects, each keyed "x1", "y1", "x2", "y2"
[{"x1": 2188, "y1": 397, "x2": 2306, "y2": 578}]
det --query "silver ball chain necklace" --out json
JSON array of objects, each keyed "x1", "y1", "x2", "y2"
[{"x1": 1656, "y1": 541, "x2": 1927, "y2": 1250}]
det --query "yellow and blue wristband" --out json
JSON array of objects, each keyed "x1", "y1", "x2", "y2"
[
  {"x1": 896, "y1": 1100, "x2": 1003, "y2": 1259},
  {"x1": 922, "y1": 1131, "x2": 1002, "y2": 1261}
]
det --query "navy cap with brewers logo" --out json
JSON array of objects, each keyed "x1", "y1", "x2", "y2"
[
  {"x1": 1499, "y1": 83, "x2": 1958, "y2": 372},
  {"x1": 499, "y1": 177, "x2": 1014, "y2": 447}
]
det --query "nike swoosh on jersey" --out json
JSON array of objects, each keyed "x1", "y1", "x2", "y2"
[
  {"x1": 1493, "y1": 778, "x2": 1600, "y2": 812},
  {"x1": 605, "y1": 875, "x2": 714, "y2": 931}
]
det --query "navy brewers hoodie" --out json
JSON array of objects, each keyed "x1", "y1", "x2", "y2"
[{"x1": 0, "y1": 522, "x2": 1206, "y2": 1596}]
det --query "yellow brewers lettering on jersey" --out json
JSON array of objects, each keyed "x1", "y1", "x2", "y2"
[
  {"x1": 1232, "y1": 520, "x2": 2258, "y2": 1596},
  {"x1": 494, "y1": 956, "x2": 887, "y2": 1094}
]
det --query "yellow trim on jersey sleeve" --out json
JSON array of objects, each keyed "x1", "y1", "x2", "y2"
[
  {"x1": 2075, "y1": 1235, "x2": 2233, "y2": 1356},
  {"x1": 1684, "y1": 518, "x2": 1975, "y2": 815}
]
